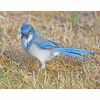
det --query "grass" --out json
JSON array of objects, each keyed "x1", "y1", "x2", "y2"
[{"x1": 0, "y1": 11, "x2": 100, "y2": 89}]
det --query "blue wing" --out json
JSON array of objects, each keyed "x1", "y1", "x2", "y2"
[
  {"x1": 33, "y1": 38, "x2": 94, "y2": 60},
  {"x1": 34, "y1": 38, "x2": 63, "y2": 49},
  {"x1": 55, "y1": 47, "x2": 94, "y2": 60}
]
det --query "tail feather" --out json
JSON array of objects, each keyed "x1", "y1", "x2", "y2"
[
  {"x1": 56, "y1": 48, "x2": 94, "y2": 55},
  {"x1": 55, "y1": 47, "x2": 94, "y2": 60}
]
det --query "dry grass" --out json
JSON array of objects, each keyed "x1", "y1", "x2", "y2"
[{"x1": 0, "y1": 11, "x2": 100, "y2": 89}]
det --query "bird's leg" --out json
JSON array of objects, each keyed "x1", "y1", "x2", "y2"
[{"x1": 39, "y1": 62, "x2": 46, "y2": 70}]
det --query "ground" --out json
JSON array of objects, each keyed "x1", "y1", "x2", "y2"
[{"x1": 0, "y1": 12, "x2": 100, "y2": 89}]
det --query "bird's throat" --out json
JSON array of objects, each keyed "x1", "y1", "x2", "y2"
[{"x1": 27, "y1": 34, "x2": 33, "y2": 44}]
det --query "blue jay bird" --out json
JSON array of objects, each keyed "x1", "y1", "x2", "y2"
[{"x1": 21, "y1": 24, "x2": 94, "y2": 69}]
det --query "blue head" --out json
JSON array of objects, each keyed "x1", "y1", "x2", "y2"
[
  {"x1": 21, "y1": 24, "x2": 33, "y2": 39},
  {"x1": 21, "y1": 24, "x2": 38, "y2": 49},
  {"x1": 21, "y1": 24, "x2": 40, "y2": 50},
  {"x1": 21, "y1": 24, "x2": 41, "y2": 39}
]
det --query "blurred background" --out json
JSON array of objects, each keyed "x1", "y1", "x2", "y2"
[{"x1": 0, "y1": 12, "x2": 100, "y2": 89}]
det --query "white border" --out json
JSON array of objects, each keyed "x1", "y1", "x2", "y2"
[
  {"x1": 0, "y1": 89, "x2": 100, "y2": 100},
  {"x1": 0, "y1": 0, "x2": 100, "y2": 100},
  {"x1": 0, "y1": 0, "x2": 100, "y2": 11}
]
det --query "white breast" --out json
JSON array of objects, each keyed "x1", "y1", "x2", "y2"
[
  {"x1": 27, "y1": 34, "x2": 33, "y2": 44},
  {"x1": 21, "y1": 34, "x2": 33, "y2": 49},
  {"x1": 27, "y1": 34, "x2": 60, "y2": 63},
  {"x1": 28, "y1": 43, "x2": 52, "y2": 63}
]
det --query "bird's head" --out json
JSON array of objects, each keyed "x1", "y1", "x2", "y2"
[
  {"x1": 21, "y1": 24, "x2": 40, "y2": 50},
  {"x1": 21, "y1": 24, "x2": 35, "y2": 50},
  {"x1": 21, "y1": 24, "x2": 33, "y2": 39},
  {"x1": 21, "y1": 24, "x2": 40, "y2": 40}
]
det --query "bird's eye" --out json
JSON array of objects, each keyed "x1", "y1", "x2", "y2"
[
  {"x1": 29, "y1": 29, "x2": 31, "y2": 32},
  {"x1": 29, "y1": 29, "x2": 32, "y2": 35}
]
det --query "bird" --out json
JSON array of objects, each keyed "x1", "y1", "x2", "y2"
[{"x1": 21, "y1": 24, "x2": 94, "y2": 70}]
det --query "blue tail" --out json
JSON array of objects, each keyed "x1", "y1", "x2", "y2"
[{"x1": 55, "y1": 48, "x2": 94, "y2": 60}]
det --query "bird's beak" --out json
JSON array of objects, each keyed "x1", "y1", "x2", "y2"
[
  {"x1": 26, "y1": 35, "x2": 29, "y2": 39},
  {"x1": 21, "y1": 34, "x2": 29, "y2": 40}
]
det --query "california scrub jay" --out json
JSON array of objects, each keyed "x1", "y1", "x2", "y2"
[{"x1": 21, "y1": 24, "x2": 94, "y2": 69}]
